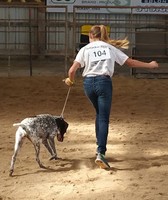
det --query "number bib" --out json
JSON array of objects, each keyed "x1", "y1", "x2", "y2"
[{"x1": 89, "y1": 47, "x2": 111, "y2": 62}]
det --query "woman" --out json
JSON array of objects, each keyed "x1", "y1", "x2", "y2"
[{"x1": 64, "y1": 25, "x2": 158, "y2": 169}]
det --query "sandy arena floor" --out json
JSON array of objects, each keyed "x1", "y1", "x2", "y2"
[{"x1": 0, "y1": 75, "x2": 168, "y2": 200}]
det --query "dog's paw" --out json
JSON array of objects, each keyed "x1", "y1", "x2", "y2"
[
  {"x1": 39, "y1": 163, "x2": 47, "y2": 169},
  {"x1": 49, "y1": 155, "x2": 58, "y2": 160},
  {"x1": 9, "y1": 169, "x2": 14, "y2": 177}
]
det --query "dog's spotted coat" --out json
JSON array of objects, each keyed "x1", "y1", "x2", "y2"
[{"x1": 9, "y1": 114, "x2": 68, "y2": 176}]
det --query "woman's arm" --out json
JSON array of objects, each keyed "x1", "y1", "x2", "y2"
[
  {"x1": 64, "y1": 61, "x2": 81, "y2": 86},
  {"x1": 125, "y1": 58, "x2": 159, "y2": 69}
]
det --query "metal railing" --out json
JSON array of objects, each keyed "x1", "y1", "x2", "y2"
[
  {"x1": 0, "y1": 4, "x2": 68, "y2": 76},
  {"x1": 0, "y1": 4, "x2": 167, "y2": 77}
]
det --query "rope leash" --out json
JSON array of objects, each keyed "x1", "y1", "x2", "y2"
[{"x1": 60, "y1": 87, "x2": 71, "y2": 118}]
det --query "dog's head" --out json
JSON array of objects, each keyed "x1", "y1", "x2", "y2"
[{"x1": 55, "y1": 117, "x2": 68, "y2": 142}]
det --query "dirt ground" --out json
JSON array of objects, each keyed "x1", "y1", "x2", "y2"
[{"x1": 0, "y1": 74, "x2": 168, "y2": 200}]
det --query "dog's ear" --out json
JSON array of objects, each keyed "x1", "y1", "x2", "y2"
[{"x1": 55, "y1": 118, "x2": 68, "y2": 133}]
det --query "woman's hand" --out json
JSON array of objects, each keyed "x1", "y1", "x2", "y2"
[
  {"x1": 64, "y1": 78, "x2": 74, "y2": 86},
  {"x1": 149, "y1": 61, "x2": 159, "y2": 69}
]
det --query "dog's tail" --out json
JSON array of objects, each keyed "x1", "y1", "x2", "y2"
[
  {"x1": 13, "y1": 123, "x2": 30, "y2": 135},
  {"x1": 13, "y1": 123, "x2": 22, "y2": 127}
]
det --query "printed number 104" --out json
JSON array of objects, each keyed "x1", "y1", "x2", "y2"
[{"x1": 93, "y1": 50, "x2": 106, "y2": 57}]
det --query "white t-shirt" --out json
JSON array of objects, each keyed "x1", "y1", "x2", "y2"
[{"x1": 75, "y1": 40, "x2": 129, "y2": 77}]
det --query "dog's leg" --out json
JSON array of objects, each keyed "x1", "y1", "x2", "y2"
[
  {"x1": 48, "y1": 137, "x2": 57, "y2": 160},
  {"x1": 42, "y1": 138, "x2": 57, "y2": 160},
  {"x1": 9, "y1": 128, "x2": 24, "y2": 176},
  {"x1": 32, "y1": 141, "x2": 46, "y2": 169}
]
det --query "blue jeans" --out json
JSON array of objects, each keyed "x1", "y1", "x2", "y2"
[{"x1": 83, "y1": 75, "x2": 112, "y2": 155}]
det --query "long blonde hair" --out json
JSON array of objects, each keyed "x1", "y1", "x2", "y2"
[{"x1": 89, "y1": 25, "x2": 129, "y2": 49}]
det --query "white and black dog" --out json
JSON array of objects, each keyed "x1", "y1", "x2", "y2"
[{"x1": 9, "y1": 114, "x2": 68, "y2": 176}]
